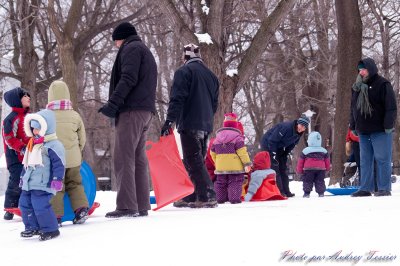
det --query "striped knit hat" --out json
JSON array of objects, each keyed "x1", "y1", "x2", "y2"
[
  {"x1": 183, "y1": 43, "x2": 201, "y2": 61},
  {"x1": 297, "y1": 115, "x2": 310, "y2": 127}
]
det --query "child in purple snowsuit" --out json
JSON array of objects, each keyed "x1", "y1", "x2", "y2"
[
  {"x1": 296, "y1": 131, "x2": 330, "y2": 198},
  {"x1": 211, "y1": 113, "x2": 251, "y2": 204}
]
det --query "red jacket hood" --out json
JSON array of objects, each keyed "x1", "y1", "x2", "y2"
[{"x1": 253, "y1": 151, "x2": 271, "y2": 170}]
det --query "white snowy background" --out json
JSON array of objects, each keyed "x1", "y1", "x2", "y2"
[{"x1": 1, "y1": 179, "x2": 399, "y2": 266}]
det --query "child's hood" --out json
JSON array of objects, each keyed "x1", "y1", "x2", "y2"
[
  {"x1": 24, "y1": 109, "x2": 57, "y2": 137},
  {"x1": 307, "y1": 131, "x2": 322, "y2": 147},
  {"x1": 253, "y1": 151, "x2": 271, "y2": 170},
  {"x1": 4, "y1": 87, "x2": 26, "y2": 108},
  {"x1": 215, "y1": 127, "x2": 242, "y2": 144},
  {"x1": 48, "y1": 80, "x2": 71, "y2": 102}
]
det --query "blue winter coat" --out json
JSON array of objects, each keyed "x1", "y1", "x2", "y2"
[
  {"x1": 20, "y1": 109, "x2": 66, "y2": 195},
  {"x1": 260, "y1": 120, "x2": 302, "y2": 154}
]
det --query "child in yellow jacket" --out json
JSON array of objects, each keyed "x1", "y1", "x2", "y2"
[{"x1": 211, "y1": 113, "x2": 251, "y2": 204}]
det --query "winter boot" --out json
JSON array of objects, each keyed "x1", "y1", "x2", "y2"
[
  {"x1": 318, "y1": 193, "x2": 324, "y2": 197},
  {"x1": 351, "y1": 190, "x2": 372, "y2": 197},
  {"x1": 39, "y1": 230, "x2": 60, "y2": 241},
  {"x1": 303, "y1": 193, "x2": 310, "y2": 198},
  {"x1": 190, "y1": 199, "x2": 218, "y2": 208},
  {"x1": 286, "y1": 192, "x2": 295, "y2": 197},
  {"x1": 20, "y1": 230, "x2": 40, "y2": 238},
  {"x1": 105, "y1": 209, "x2": 139, "y2": 218},
  {"x1": 4, "y1": 211, "x2": 14, "y2": 220},
  {"x1": 173, "y1": 199, "x2": 193, "y2": 208},
  {"x1": 139, "y1": 210, "x2": 148, "y2": 217},
  {"x1": 73, "y1": 207, "x2": 89, "y2": 224},
  {"x1": 374, "y1": 190, "x2": 391, "y2": 196}
]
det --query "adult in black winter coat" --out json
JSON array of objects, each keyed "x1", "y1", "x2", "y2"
[
  {"x1": 260, "y1": 115, "x2": 310, "y2": 197},
  {"x1": 161, "y1": 43, "x2": 219, "y2": 208},
  {"x1": 99, "y1": 22, "x2": 157, "y2": 218},
  {"x1": 350, "y1": 58, "x2": 397, "y2": 197}
]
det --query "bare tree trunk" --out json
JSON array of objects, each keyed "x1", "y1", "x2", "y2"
[
  {"x1": 331, "y1": 0, "x2": 362, "y2": 184},
  {"x1": 8, "y1": 0, "x2": 40, "y2": 110}
]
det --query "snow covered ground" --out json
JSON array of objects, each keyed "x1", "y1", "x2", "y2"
[{"x1": 1, "y1": 180, "x2": 399, "y2": 266}]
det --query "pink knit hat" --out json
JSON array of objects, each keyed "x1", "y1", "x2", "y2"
[{"x1": 224, "y1": 112, "x2": 237, "y2": 121}]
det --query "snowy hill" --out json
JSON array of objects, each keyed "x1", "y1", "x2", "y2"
[{"x1": 1, "y1": 180, "x2": 399, "y2": 266}]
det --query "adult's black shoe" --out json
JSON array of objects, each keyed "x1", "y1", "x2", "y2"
[
  {"x1": 105, "y1": 209, "x2": 139, "y2": 218},
  {"x1": 374, "y1": 190, "x2": 391, "y2": 196},
  {"x1": 351, "y1": 190, "x2": 372, "y2": 197},
  {"x1": 139, "y1": 210, "x2": 148, "y2": 217}
]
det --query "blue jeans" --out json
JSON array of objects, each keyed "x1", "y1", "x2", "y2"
[{"x1": 359, "y1": 132, "x2": 392, "y2": 192}]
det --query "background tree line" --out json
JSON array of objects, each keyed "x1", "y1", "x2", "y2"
[{"x1": 0, "y1": 0, "x2": 399, "y2": 186}]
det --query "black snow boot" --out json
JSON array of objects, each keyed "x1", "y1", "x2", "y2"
[
  {"x1": 21, "y1": 230, "x2": 40, "y2": 238},
  {"x1": 73, "y1": 207, "x2": 89, "y2": 224},
  {"x1": 4, "y1": 211, "x2": 14, "y2": 220},
  {"x1": 351, "y1": 190, "x2": 372, "y2": 197},
  {"x1": 39, "y1": 230, "x2": 60, "y2": 241}
]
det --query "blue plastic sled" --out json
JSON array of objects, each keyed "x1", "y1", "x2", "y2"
[
  {"x1": 326, "y1": 186, "x2": 359, "y2": 196},
  {"x1": 62, "y1": 161, "x2": 96, "y2": 222},
  {"x1": 150, "y1": 196, "x2": 156, "y2": 204}
]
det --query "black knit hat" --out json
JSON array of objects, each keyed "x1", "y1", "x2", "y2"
[{"x1": 112, "y1": 22, "x2": 137, "y2": 41}]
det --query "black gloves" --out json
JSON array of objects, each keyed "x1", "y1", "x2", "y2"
[
  {"x1": 98, "y1": 101, "x2": 119, "y2": 118},
  {"x1": 160, "y1": 120, "x2": 174, "y2": 136}
]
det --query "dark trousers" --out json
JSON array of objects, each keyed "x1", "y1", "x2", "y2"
[
  {"x1": 114, "y1": 110, "x2": 152, "y2": 212},
  {"x1": 302, "y1": 170, "x2": 326, "y2": 194},
  {"x1": 180, "y1": 130, "x2": 216, "y2": 202},
  {"x1": 214, "y1": 174, "x2": 244, "y2": 203},
  {"x1": 4, "y1": 163, "x2": 23, "y2": 208},
  {"x1": 271, "y1": 154, "x2": 291, "y2": 196},
  {"x1": 19, "y1": 190, "x2": 58, "y2": 233}
]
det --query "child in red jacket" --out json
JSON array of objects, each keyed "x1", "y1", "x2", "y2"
[
  {"x1": 2, "y1": 87, "x2": 31, "y2": 220},
  {"x1": 244, "y1": 151, "x2": 286, "y2": 201}
]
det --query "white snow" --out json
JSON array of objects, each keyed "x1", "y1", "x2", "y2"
[
  {"x1": 194, "y1": 33, "x2": 213, "y2": 45},
  {"x1": 226, "y1": 68, "x2": 238, "y2": 77},
  {"x1": 1, "y1": 180, "x2": 400, "y2": 266},
  {"x1": 202, "y1": 5, "x2": 210, "y2": 15}
]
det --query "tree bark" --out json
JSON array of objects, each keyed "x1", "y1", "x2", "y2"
[{"x1": 331, "y1": 0, "x2": 362, "y2": 184}]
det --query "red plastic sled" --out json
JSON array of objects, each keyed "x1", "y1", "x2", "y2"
[
  {"x1": 146, "y1": 133, "x2": 194, "y2": 211},
  {"x1": 4, "y1": 201, "x2": 100, "y2": 218}
]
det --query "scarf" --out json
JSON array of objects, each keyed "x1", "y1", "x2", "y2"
[
  {"x1": 185, "y1": 58, "x2": 203, "y2": 65},
  {"x1": 352, "y1": 74, "x2": 372, "y2": 117},
  {"x1": 22, "y1": 133, "x2": 58, "y2": 168},
  {"x1": 46, "y1": 100, "x2": 73, "y2": 110}
]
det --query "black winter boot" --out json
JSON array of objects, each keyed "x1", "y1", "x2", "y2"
[
  {"x1": 4, "y1": 211, "x2": 14, "y2": 220},
  {"x1": 39, "y1": 230, "x2": 60, "y2": 241},
  {"x1": 73, "y1": 207, "x2": 89, "y2": 224},
  {"x1": 351, "y1": 190, "x2": 372, "y2": 197},
  {"x1": 21, "y1": 230, "x2": 40, "y2": 238},
  {"x1": 105, "y1": 209, "x2": 139, "y2": 218}
]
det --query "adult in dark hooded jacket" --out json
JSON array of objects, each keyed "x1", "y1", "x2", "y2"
[
  {"x1": 98, "y1": 22, "x2": 157, "y2": 218},
  {"x1": 260, "y1": 115, "x2": 310, "y2": 197},
  {"x1": 161, "y1": 43, "x2": 219, "y2": 208},
  {"x1": 350, "y1": 58, "x2": 397, "y2": 197},
  {"x1": 2, "y1": 87, "x2": 31, "y2": 220}
]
